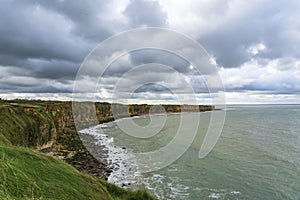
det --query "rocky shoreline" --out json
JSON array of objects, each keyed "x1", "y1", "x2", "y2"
[
  {"x1": 0, "y1": 99, "x2": 215, "y2": 182},
  {"x1": 48, "y1": 126, "x2": 112, "y2": 180}
]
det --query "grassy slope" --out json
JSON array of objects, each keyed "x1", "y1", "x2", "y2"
[
  {"x1": 0, "y1": 102, "x2": 70, "y2": 147},
  {"x1": 0, "y1": 101, "x2": 155, "y2": 200},
  {"x1": 0, "y1": 145, "x2": 155, "y2": 200}
]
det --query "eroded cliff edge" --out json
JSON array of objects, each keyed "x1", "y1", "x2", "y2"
[{"x1": 0, "y1": 99, "x2": 214, "y2": 179}]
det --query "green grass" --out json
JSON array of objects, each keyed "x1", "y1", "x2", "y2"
[
  {"x1": 0, "y1": 145, "x2": 155, "y2": 200},
  {"x1": 0, "y1": 104, "x2": 61, "y2": 147},
  {"x1": 0, "y1": 101, "x2": 156, "y2": 199},
  {"x1": 0, "y1": 134, "x2": 11, "y2": 146}
]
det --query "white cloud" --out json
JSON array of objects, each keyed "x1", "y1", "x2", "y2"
[
  {"x1": 1, "y1": 0, "x2": 300, "y2": 104},
  {"x1": 225, "y1": 91, "x2": 300, "y2": 104},
  {"x1": 247, "y1": 43, "x2": 266, "y2": 55},
  {"x1": 159, "y1": 0, "x2": 230, "y2": 38},
  {"x1": 219, "y1": 58, "x2": 300, "y2": 93}
]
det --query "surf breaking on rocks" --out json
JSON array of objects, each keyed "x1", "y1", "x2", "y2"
[{"x1": 79, "y1": 122, "x2": 139, "y2": 188}]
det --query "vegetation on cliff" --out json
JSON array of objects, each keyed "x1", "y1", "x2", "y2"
[
  {"x1": 0, "y1": 99, "x2": 156, "y2": 199},
  {"x1": 0, "y1": 145, "x2": 154, "y2": 200},
  {"x1": 0, "y1": 99, "x2": 214, "y2": 199},
  {"x1": 0, "y1": 99, "x2": 214, "y2": 140}
]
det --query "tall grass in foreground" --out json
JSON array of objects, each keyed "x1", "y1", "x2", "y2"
[{"x1": 0, "y1": 145, "x2": 155, "y2": 200}]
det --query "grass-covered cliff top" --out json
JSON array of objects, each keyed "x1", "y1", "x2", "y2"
[
  {"x1": 0, "y1": 99, "x2": 214, "y2": 147},
  {"x1": 0, "y1": 99, "x2": 157, "y2": 199},
  {"x1": 0, "y1": 99, "x2": 214, "y2": 199},
  {"x1": 0, "y1": 145, "x2": 154, "y2": 200}
]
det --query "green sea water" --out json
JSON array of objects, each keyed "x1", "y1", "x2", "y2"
[{"x1": 93, "y1": 105, "x2": 300, "y2": 199}]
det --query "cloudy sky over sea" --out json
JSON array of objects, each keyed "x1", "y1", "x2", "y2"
[{"x1": 0, "y1": 0, "x2": 299, "y2": 104}]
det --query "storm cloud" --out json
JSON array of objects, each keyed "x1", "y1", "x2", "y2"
[{"x1": 0, "y1": 0, "x2": 299, "y2": 103}]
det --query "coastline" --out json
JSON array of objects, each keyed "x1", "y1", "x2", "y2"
[
  {"x1": 79, "y1": 123, "x2": 139, "y2": 187},
  {"x1": 0, "y1": 100, "x2": 158, "y2": 199},
  {"x1": 0, "y1": 99, "x2": 215, "y2": 182},
  {"x1": 78, "y1": 109, "x2": 217, "y2": 189},
  {"x1": 83, "y1": 111, "x2": 213, "y2": 199},
  {"x1": 50, "y1": 126, "x2": 113, "y2": 180},
  {"x1": 75, "y1": 107, "x2": 219, "y2": 185}
]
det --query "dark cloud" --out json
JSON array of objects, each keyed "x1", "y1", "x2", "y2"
[
  {"x1": 0, "y1": 0, "x2": 299, "y2": 102},
  {"x1": 201, "y1": 33, "x2": 251, "y2": 68},
  {"x1": 200, "y1": 0, "x2": 300, "y2": 68},
  {"x1": 0, "y1": 0, "x2": 95, "y2": 93},
  {"x1": 124, "y1": 0, "x2": 167, "y2": 27},
  {"x1": 24, "y1": 85, "x2": 73, "y2": 93},
  {"x1": 129, "y1": 49, "x2": 191, "y2": 73},
  {"x1": 101, "y1": 49, "x2": 192, "y2": 78},
  {"x1": 0, "y1": 0, "x2": 171, "y2": 94},
  {"x1": 134, "y1": 83, "x2": 171, "y2": 93},
  {"x1": 27, "y1": 59, "x2": 79, "y2": 79},
  {"x1": 31, "y1": 0, "x2": 118, "y2": 42},
  {"x1": 0, "y1": 0, "x2": 127, "y2": 93},
  {"x1": 0, "y1": 54, "x2": 79, "y2": 80},
  {"x1": 0, "y1": 1, "x2": 91, "y2": 62}
]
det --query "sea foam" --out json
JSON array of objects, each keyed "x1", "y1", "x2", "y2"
[{"x1": 79, "y1": 124, "x2": 138, "y2": 188}]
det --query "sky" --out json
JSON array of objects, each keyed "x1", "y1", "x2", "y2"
[{"x1": 0, "y1": 0, "x2": 300, "y2": 104}]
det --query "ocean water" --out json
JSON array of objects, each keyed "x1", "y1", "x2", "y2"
[{"x1": 81, "y1": 105, "x2": 300, "y2": 199}]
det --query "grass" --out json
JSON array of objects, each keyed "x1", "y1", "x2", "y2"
[
  {"x1": 0, "y1": 134, "x2": 11, "y2": 146},
  {"x1": 0, "y1": 145, "x2": 156, "y2": 200},
  {"x1": 0, "y1": 100, "x2": 156, "y2": 199}
]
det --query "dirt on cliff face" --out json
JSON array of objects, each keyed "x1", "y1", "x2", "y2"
[
  {"x1": 0, "y1": 99, "x2": 214, "y2": 181},
  {"x1": 0, "y1": 100, "x2": 112, "y2": 179},
  {"x1": 52, "y1": 127, "x2": 112, "y2": 180}
]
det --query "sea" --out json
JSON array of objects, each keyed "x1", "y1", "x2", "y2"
[{"x1": 80, "y1": 105, "x2": 300, "y2": 199}]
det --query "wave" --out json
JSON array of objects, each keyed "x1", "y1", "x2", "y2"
[{"x1": 79, "y1": 125, "x2": 138, "y2": 188}]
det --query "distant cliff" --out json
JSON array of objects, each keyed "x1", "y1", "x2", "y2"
[
  {"x1": 0, "y1": 99, "x2": 214, "y2": 179},
  {"x1": 0, "y1": 99, "x2": 214, "y2": 148}
]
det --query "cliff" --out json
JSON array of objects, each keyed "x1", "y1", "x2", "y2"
[
  {"x1": 0, "y1": 100, "x2": 72, "y2": 147},
  {"x1": 0, "y1": 99, "x2": 214, "y2": 179},
  {"x1": 0, "y1": 99, "x2": 214, "y2": 148},
  {"x1": 0, "y1": 99, "x2": 158, "y2": 199},
  {"x1": 0, "y1": 99, "x2": 214, "y2": 199}
]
